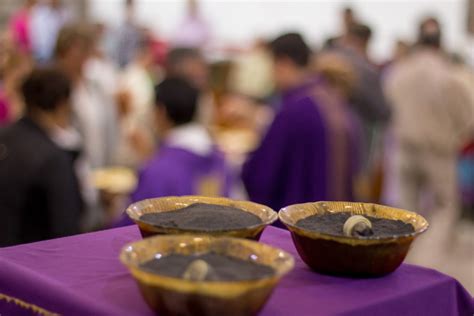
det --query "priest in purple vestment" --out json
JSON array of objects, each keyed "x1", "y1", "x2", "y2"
[
  {"x1": 116, "y1": 77, "x2": 232, "y2": 226},
  {"x1": 242, "y1": 33, "x2": 360, "y2": 213}
]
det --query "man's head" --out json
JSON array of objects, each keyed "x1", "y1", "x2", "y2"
[
  {"x1": 187, "y1": 0, "x2": 199, "y2": 17},
  {"x1": 342, "y1": 7, "x2": 356, "y2": 33},
  {"x1": 54, "y1": 24, "x2": 93, "y2": 79},
  {"x1": 154, "y1": 77, "x2": 199, "y2": 133},
  {"x1": 269, "y1": 32, "x2": 311, "y2": 90},
  {"x1": 124, "y1": 0, "x2": 135, "y2": 22},
  {"x1": 133, "y1": 31, "x2": 154, "y2": 67},
  {"x1": 21, "y1": 67, "x2": 72, "y2": 127},
  {"x1": 418, "y1": 17, "x2": 442, "y2": 49},
  {"x1": 347, "y1": 23, "x2": 372, "y2": 53},
  {"x1": 166, "y1": 48, "x2": 208, "y2": 90}
]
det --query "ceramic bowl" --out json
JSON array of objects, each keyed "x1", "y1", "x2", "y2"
[
  {"x1": 126, "y1": 196, "x2": 278, "y2": 240},
  {"x1": 279, "y1": 201, "x2": 429, "y2": 277},
  {"x1": 120, "y1": 234, "x2": 294, "y2": 316}
]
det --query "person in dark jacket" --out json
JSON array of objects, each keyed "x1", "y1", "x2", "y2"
[{"x1": 0, "y1": 67, "x2": 82, "y2": 246}]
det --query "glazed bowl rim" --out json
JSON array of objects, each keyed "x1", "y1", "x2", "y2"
[
  {"x1": 279, "y1": 201, "x2": 429, "y2": 245},
  {"x1": 119, "y1": 234, "x2": 295, "y2": 298},
  {"x1": 126, "y1": 195, "x2": 279, "y2": 234}
]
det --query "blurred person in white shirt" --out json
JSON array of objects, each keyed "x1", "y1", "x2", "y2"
[
  {"x1": 114, "y1": 34, "x2": 156, "y2": 167},
  {"x1": 85, "y1": 23, "x2": 119, "y2": 105},
  {"x1": 385, "y1": 17, "x2": 473, "y2": 266},
  {"x1": 55, "y1": 24, "x2": 119, "y2": 230},
  {"x1": 55, "y1": 24, "x2": 118, "y2": 169}
]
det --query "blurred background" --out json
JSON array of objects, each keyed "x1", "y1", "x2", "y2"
[
  {"x1": 87, "y1": 0, "x2": 473, "y2": 63},
  {"x1": 0, "y1": 0, "x2": 473, "y2": 293}
]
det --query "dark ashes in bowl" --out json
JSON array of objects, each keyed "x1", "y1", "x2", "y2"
[
  {"x1": 139, "y1": 203, "x2": 263, "y2": 231},
  {"x1": 295, "y1": 212, "x2": 415, "y2": 238},
  {"x1": 140, "y1": 252, "x2": 275, "y2": 281}
]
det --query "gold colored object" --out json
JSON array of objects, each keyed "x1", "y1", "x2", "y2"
[
  {"x1": 197, "y1": 174, "x2": 222, "y2": 197},
  {"x1": 120, "y1": 235, "x2": 294, "y2": 316},
  {"x1": 279, "y1": 201, "x2": 429, "y2": 276},
  {"x1": 92, "y1": 167, "x2": 137, "y2": 194},
  {"x1": 214, "y1": 128, "x2": 259, "y2": 156},
  {"x1": 182, "y1": 260, "x2": 211, "y2": 281},
  {"x1": 126, "y1": 196, "x2": 278, "y2": 240},
  {"x1": 343, "y1": 215, "x2": 372, "y2": 237},
  {"x1": 0, "y1": 292, "x2": 60, "y2": 316}
]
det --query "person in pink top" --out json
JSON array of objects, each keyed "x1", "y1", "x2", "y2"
[
  {"x1": 0, "y1": 35, "x2": 32, "y2": 125},
  {"x1": 0, "y1": 91, "x2": 9, "y2": 125},
  {"x1": 9, "y1": 0, "x2": 36, "y2": 53}
]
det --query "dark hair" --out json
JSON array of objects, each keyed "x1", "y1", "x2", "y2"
[
  {"x1": 270, "y1": 33, "x2": 311, "y2": 67},
  {"x1": 348, "y1": 23, "x2": 372, "y2": 42},
  {"x1": 343, "y1": 7, "x2": 354, "y2": 16},
  {"x1": 323, "y1": 36, "x2": 339, "y2": 50},
  {"x1": 155, "y1": 77, "x2": 198, "y2": 126},
  {"x1": 166, "y1": 48, "x2": 202, "y2": 71},
  {"x1": 418, "y1": 17, "x2": 441, "y2": 48},
  {"x1": 21, "y1": 67, "x2": 71, "y2": 113}
]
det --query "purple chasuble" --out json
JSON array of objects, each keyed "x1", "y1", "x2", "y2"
[
  {"x1": 115, "y1": 144, "x2": 232, "y2": 226},
  {"x1": 242, "y1": 76, "x2": 360, "y2": 213}
]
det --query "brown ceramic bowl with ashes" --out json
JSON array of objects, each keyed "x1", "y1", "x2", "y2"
[
  {"x1": 120, "y1": 235, "x2": 294, "y2": 316},
  {"x1": 126, "y1": 196, "x2": 278, "y2": 240},
  {"x1": 279, "y1": 201, "x2": 429, "y2": 277}
]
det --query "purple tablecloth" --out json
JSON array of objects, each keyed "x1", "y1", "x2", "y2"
[{"x1": 0, "y1": 226, "x2": 472, "y2": 316}]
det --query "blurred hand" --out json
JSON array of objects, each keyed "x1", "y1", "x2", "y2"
[{"x1": 115, "y1": 89, "x2": 132, "y2": 119}]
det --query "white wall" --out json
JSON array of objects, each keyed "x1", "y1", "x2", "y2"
[{"x1": 90, "y1": 0, "x2": 468, "y2": 62}]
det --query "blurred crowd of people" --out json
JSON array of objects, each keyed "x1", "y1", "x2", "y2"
[{"x1": 0, "y1": 0, "x2": 473, "y2": 282}]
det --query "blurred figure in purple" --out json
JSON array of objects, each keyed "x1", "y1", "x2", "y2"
[
  {"x1": 172, "y1": 0, "x2": 211, "y2": 49},
  {"x1": 385, "y1": 17, "x2": 473, "y2": 265},
  {"x1": 115, "y1": 77, "x2": 233, "y2": 226},
  {"x1": 242, "y1": 33, "x2": 359, "y2": 214},
  {"x1": 30, "y1": 0, "x2": 70, "y2": 63},
  {"x1": 8, "y1": 0, "x2": 36, "y2": 54}
]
